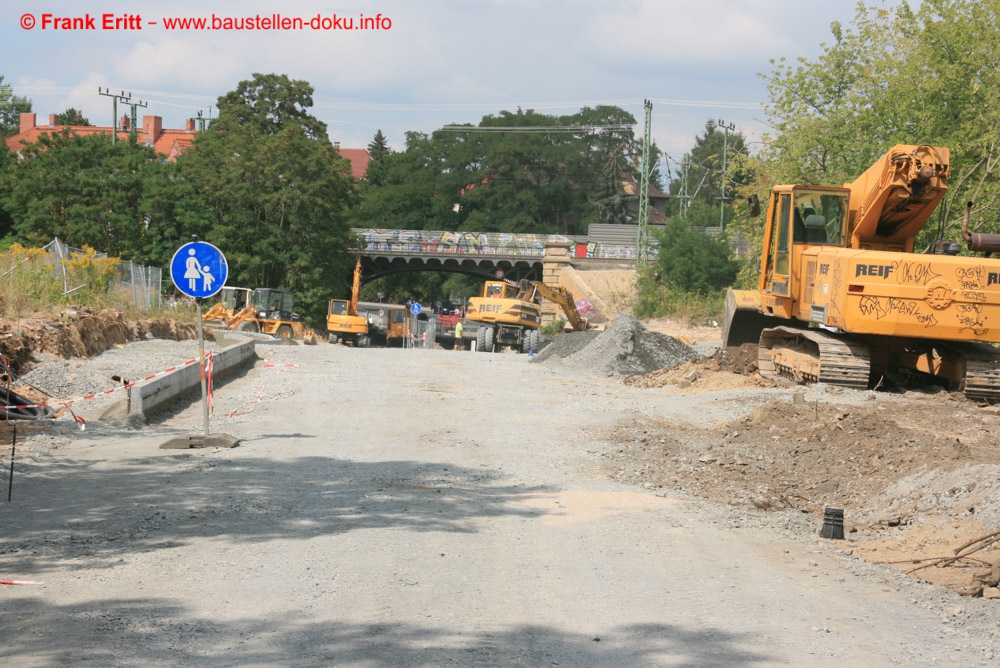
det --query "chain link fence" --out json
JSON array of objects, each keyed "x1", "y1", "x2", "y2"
[{"x1": 44, "y1": 238, "x2": 162, "y2": 311}]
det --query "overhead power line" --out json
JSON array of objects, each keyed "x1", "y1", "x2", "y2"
[
  {"x1": 10, "y1": 86, "x2": 763, "y2": 114},
  {"x1": 438, "y1": 124, "x2": 633, "y2": 133}
]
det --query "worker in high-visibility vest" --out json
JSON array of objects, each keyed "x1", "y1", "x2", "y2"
[{"x1": 454, "y1": 319, "x2": 464, "y2": 350}]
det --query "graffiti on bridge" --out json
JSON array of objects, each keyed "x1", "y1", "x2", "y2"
[{"x1": 354, "y1": 229, "x2": 571, "y2": 256}]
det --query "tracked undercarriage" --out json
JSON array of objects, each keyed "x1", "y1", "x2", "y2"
[{"x1": 754, "y1": 325, "x2": 1000, "y2": 403}]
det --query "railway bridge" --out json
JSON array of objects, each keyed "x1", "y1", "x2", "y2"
[{"x1": 351, "y1": 228, "x2": 592, "y2": 287}]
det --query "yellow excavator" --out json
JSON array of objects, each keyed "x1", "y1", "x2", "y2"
[
  {"x1": 466, "y1": 278, "x2": 588, "y2": 353},
  {"x1": 326, "y1": 257, "x2": 370, "y2": 346},
  {"x1": 724, "y1": 144, "x2": 1000, "y2": 400}
]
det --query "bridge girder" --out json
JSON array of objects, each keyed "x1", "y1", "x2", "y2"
[{"x1": 359, "y1": 254, "x2": 543, "y2": 284}]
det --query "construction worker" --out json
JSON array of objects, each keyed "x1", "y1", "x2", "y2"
[{"x1": 454, "y1": 319, "x2": 464, "y2": 350}]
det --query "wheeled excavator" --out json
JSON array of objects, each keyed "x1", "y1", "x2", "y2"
[
  {"x1": 724, "y1": 144, "x2": 1000, "y2": 401},
  {"x1": 326, "y1": 257, "x2": 370, "y2": 346},
  {"x1": 466, "y1": 278, "x2": 588, "y2": 353}
]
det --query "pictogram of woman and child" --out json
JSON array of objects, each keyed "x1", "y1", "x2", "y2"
[{"x1": 184, "y1": 248, "x2": 217, "y2": 293}]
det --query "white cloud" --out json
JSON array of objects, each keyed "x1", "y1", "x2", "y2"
[{"x1": 582, "y1": 0, "x2": 796, "y2": 66}]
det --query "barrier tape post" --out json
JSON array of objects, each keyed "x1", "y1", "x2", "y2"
[{"x1": 7, "y1": 422, "x2": 15, "y2": 503}]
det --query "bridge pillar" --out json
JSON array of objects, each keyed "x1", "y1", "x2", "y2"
[{"x1": 541, "y1": 241, "x2": 573, "y2": 324}]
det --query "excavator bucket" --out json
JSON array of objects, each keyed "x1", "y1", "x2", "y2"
[{"x1": 722, "y1": 288, "x2": 772, "y2": 348}]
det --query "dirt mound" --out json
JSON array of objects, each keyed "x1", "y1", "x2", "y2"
[
  {"x1": 0, "y1": 310, "x2": 199, "y2": 376},
  {"x1": 625, "y1": 344, "x2": 771, "y2": 391},
  {"x1": 602, "y1": 393, "x2": 1000, "y2": 595},
  {"x1": 534, "y1": 314, "x2": 696, "y2": 377}
]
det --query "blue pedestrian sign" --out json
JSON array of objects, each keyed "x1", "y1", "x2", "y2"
[
  {"x1": 410, "y1": 302, "x2": 422, "y2": 315},
  {"x1": 170, "y1": 241, "x2": 228, "y2": 299}
]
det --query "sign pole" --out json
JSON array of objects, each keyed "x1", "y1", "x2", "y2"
[
  {"x1": 161, "y1": 238, "x2": 239, "y2": 450},
  {"x1": 195, "y1": 298, "x2": 210, "y2": 437}
]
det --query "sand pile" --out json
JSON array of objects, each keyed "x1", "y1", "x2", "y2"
[{"x1": 534, "y1": 315, "x2": 696, "y2": 377}]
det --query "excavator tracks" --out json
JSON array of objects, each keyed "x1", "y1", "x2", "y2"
[
  {"x1": 758, "y1": 326, "x2": 871, "y2": 390},
  {"x1": 959, "y1": 344, "x2": 1000, "y2": 403}
]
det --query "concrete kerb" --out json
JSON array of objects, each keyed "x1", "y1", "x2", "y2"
[{"x1": 102, "y1": 334, "x2": 258, "y2": 424}]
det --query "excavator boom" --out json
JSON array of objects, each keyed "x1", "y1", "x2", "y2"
[{"x1": 528, "y1": 282, "x2": 588, "y2": 331}]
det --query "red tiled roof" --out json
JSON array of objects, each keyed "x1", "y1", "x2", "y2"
[
  {"x1": 5, "y1": 124, "x2": 127, "y2": 153},
  {"x1": 6, "y1": 114, "x2": 197, "y2": 162},
  {"x1": 337, "y1": 148, "x2": 370, "y2": 180}
]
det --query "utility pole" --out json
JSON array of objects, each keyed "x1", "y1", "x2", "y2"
[
  {"x1": 122, "y1": 93, "x2": 147, "y2": 142},
  {"x1": 717, "y1": 119, "x2": 735, "y2": 231},
  {"x1": 678, "y1": 153, "x2": 691, "y2": 219},
  {"x1": 637, "y1": 99, "x2": 652, "y2": 267},
  {"x1": 191, "y1": 109, "x2": 213, "y2": 132},
  {"x1": 97, "y1": 88, "x2": 145, "y2": 143}
]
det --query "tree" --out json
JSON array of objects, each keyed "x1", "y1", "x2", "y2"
[
  {"x1": 364, "y1": 129, "x2": 391, "y2": 186},
  {"x1": 215, "y1": 72, "x2": 328, "y2": 139},
  {"x1": 653, "y1": 218, "x2": 740, "y2": 294},
  {"x1": 175, "y1": 73, "x2": 357, "y2": 321},
  {"x1": 56, "y1": 108, "x2": 90, "y2": 126},
  {"x1": 0, "y1": 75, "x2": 31, "y2": 137},
  {"x1": 353, "y1": 105, "x2": 642, "y2": 236},
  {"x1": 0, "y1": 131, "x2": 164, "y2": 256},
  {"x1": 759, "y1": 0, "x2": 1000, "y2": 245},
  {"x1": 667, "y1": 120, "x2": 751, "y2": 217}
]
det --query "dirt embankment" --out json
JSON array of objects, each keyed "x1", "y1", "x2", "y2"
[{"x1": 0, "y1": 309, "x2": 199, "y2": 376}]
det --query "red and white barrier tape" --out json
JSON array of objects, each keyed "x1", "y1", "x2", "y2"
[
  {"x1": 1, "y1": 352, "x2": 214, "y2": 413},
  {"x1": 226, "y1": 352, "x2": 298, "y2": 417}
]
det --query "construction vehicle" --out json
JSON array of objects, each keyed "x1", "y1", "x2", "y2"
[
  {"x1": 202, "y1": 286, "x2": 251, "y2": 325},
  {"x1": 723, "y1": 144, "x2": 1000, "y2": 401},
  {"x1": 326, "y1": 258, "x2": 370, "y2": 346},
  {"x1": 466, "y1": 279, "x2": 588, "y2": 353},
  {"x1": 431, "y1": 301, "x2": 464, "y2": 345},
  {"x1": 223, "y1": 288, "x2": 303, "y2": 340},
  {"x1": 385, "y1": 307, "x2": 410, "y2": 346}
]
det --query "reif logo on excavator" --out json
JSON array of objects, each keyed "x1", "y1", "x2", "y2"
[{"x1": 855, "y1": 264, "x2": 895, "y2": 279}]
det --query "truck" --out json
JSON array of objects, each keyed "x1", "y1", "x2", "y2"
[
  {"x1": 430, "y1": 300, "x2": 465, "y2": 346},
  {"x1": 221, "y1": 288, "x2": 304, "y2": 340},
  {"x1": 723, "y1": 144, "x2": 1000, "y2": 401},
  {"x1": 326, "y1": 258, "x2": 370, "y2": 347},
  {"x1": 465, "y1": 279, "x2": 588, "y2": 353}
]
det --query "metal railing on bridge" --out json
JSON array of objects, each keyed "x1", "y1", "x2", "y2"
[{"x1": 352, "y1": 229, "x2": 557, "y2": 258}]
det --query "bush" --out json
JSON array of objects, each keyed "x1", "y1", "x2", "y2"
[
  {"x1": 0, "y1": 243, "x2": 120, "y2": 316},
  {"x1": 633, "y1": 268, "x2": 725, "y2": 325},
  {"x1": 540, "y1": 318, "x2": 566, "y2": 335}
]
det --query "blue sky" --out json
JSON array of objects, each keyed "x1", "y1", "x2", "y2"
[{"x1": 3, "y1": 0, "x2": 875, "y2": 175}]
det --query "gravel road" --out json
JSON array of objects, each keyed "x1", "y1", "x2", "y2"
[{"x1": 2, "y1": 339, "x2": 998, "y2": 666}]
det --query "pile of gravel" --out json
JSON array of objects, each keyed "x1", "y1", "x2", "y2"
[{"x1": 534, "y1": 314, "x2": 696, "y2": 378}]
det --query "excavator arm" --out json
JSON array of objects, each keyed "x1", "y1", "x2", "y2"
[
  {"x1": 529, "y1": 282, "x2": 588, "y2": 331},
  {"x1": 847, "y1": 144, "x2": 950, "y2": 251},
  {"x1": 348, "y1": 256, "x2": 362, "y2": 317}
]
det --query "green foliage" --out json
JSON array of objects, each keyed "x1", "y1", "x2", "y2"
[
  {"x1": 352, "y1": 105, "x2": 641, "y2": 236},
  {"x1": 0, "y1": 75, "x2": 31, "y2": 137},
  {"x1": 56, "y1": 108, "x2": 90, "y2": 125},
  {"x1": 364, "y1": 129, "x2": 390, "y2": 186},
  {"x1": 359, "y1": 271, "x2": 481, "y2": 306},
  {"x1": 0, "y1": 243, "x2": 121, "y2": 315},
  {"x1": 540, "y1": 318, "x2": 566, "y2": 335},
  {"x1": 760, "y1": 0, "x2": 1000, "y2": 244},
  {"x1": 0, "y1": 132, "x2": 164, "y2": 257},
  {"x1": 667, "y1": 119, "x2": 752, "y2": 219},
  {"x1": 653, "y1": 218, "x2": 740, "y2": 294},
  {"x1": 171, "y1": 73, "x2": 358, "y2": 323},
  {"x1": 632, "y1": 268, "x2": 725, "y2": 324}
]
